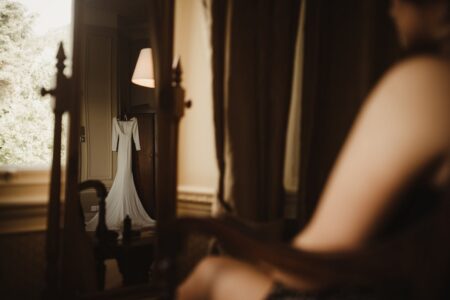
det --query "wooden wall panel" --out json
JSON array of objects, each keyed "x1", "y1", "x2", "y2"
[{"x1": 131, "y1": 113, "x2": 156, "y2": 218}]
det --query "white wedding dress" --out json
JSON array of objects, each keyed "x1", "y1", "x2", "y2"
[{"x1": 86, "y1": 117, "x2": 155, "y2": 231}]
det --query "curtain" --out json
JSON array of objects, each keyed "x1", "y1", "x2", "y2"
[
  {"x1": 211, "y1": 0, "x2": 231, "y2": 213},
  {"x1": 297, "y1": 0, "x2": 399, "y2": 225},
  {"x1": 211, "y1": 0, "x2": 302, "y2": 221}
]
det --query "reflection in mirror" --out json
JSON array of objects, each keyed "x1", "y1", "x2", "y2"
[
  {"x1": 78, "y1": 0, "x2": 158, "y2": 290},
  {"x1": 0, "y1": 0, "x2": 219, "y2": 296}
]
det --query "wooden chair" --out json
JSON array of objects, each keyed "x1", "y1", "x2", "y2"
[{"x1": 78, "y1": 180, "x2": 116, "y2": 290}]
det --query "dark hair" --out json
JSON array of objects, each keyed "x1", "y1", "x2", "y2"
[
  {"x1": 403, "y1": 0, "x2": 450, "y2": 21},
  {"x1": 400, "y1": 0, "x2": 450, "y2": 56},
  {"x1": 403, "y1": 0, "x2": 448, "y2": 4}
]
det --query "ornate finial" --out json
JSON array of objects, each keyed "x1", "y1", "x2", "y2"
[
  {"x1": 40, "y1": 87, "x2": 55, "y2": 97},
  {"x1": 40, "y1": 42, "x2": 70, "y2": 113},
  {"x1": 173, "y1": 57, "x2": 182, "y2": 86},
  {"x1": 56, "y1": 42, "x2": 66, "y2": 73}
]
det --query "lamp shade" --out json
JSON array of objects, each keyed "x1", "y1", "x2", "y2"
[{"x1": 131, "y1": 48, "x2": 155, "y2": 88}]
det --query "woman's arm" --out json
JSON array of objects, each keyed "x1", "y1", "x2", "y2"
[
  {"x1": 267, "y1": 57, "x2": 450, "y2": 290},
  {"x1": 294, "y1": 56, "x2": 449, "y2": 253}
]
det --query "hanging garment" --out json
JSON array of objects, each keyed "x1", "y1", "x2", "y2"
[{"x1": 86, "y1": 117, "x2": 155, "y2": 231}]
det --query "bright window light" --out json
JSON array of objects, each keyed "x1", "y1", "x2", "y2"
[{"x1": 0, "y1": 0, "x2": 73, "y2": 167}]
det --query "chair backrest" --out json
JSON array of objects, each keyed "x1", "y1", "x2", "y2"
[{"x1": 78, "y1": 180, "x2": 112, "y2": 238}]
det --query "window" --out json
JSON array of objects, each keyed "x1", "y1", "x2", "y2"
[{"x1": 0, "y1": 0, "x2": 73, "y2": 167}]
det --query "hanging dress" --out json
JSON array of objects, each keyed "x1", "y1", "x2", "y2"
[{"x1": 86, "y1": 117, "x2": 155, "y2": 231}]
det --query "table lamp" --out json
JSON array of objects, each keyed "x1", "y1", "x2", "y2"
[{"x1": 131, "y1": 48, "x2": 155, "y2": 88}]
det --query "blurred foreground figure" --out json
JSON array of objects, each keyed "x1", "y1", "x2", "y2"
[{"x1": 178, "y1": 0, "x2": 450, "y2": 299}]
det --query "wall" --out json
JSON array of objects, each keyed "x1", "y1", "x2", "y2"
[
  {"x1": 0, "y1": 168, "x2": 49, "y2": 298},
  {"x1": 0, "y1": 168, "x2": 51, "y2": 233},
  {"x1": 174, "y1": 0, "x2": 218, "y2": 197},
  {"x1": 0, "y1": 231, "x2": 46, "y2": 299}
]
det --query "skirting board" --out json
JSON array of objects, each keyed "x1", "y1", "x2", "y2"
[{"x1": 177, "y1": 185, "x2": 215, "y2": 217}]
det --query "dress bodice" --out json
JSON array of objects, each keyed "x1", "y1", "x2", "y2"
[{"x1": 112, "y1": 117, "x2": 141, "y2": 151}]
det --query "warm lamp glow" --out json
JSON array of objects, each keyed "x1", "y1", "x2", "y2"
[{"x1": 131, "y1": 48, "x2": 155, "y2": 88}]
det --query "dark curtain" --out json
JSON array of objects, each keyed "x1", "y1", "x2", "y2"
[
  {"x1": 211, "y1": 0, "x2": 231, "y2": 213},
  {"x1": 298, "y1": 0, "x2": 399, "y2": 225},
  {"x1": 211, "y1": 0, "x2": 302, "y2": 221}
]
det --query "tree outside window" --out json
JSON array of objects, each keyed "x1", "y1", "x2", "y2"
[{"x1": 0, "y1": 0, "x2": 72, "y2": 166}]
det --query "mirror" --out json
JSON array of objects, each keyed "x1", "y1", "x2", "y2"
[
  {"x1": 79, "y1": 0, "x2": 157, "y2": 223},
  {"x1": 72, "y1": 0, "x2": 207, "y2": 293},
  {"x1": 77, "y1": 0, "x2": 158, "y2": 289}
]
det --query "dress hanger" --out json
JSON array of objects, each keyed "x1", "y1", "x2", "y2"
[{"x1": 119, "y1": 112, "x2": 128, "y2": 121}]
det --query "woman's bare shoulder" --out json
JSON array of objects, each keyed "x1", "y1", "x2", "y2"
[
  {"x1": 379, "y1": 55, "x2": 449, "y2": 93},
  {"x1": 366, "y1": 54, "x2": 449, "y2": 147},
  {"x1": 393, "y1": 55, "x2": 448, "y2": 72},
  {"x1": 369, "y1": 55, "x2": 449, "y2": 117},
  {"x1": 292, "y1": 56, "x2": 448, "y2": 253}
]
